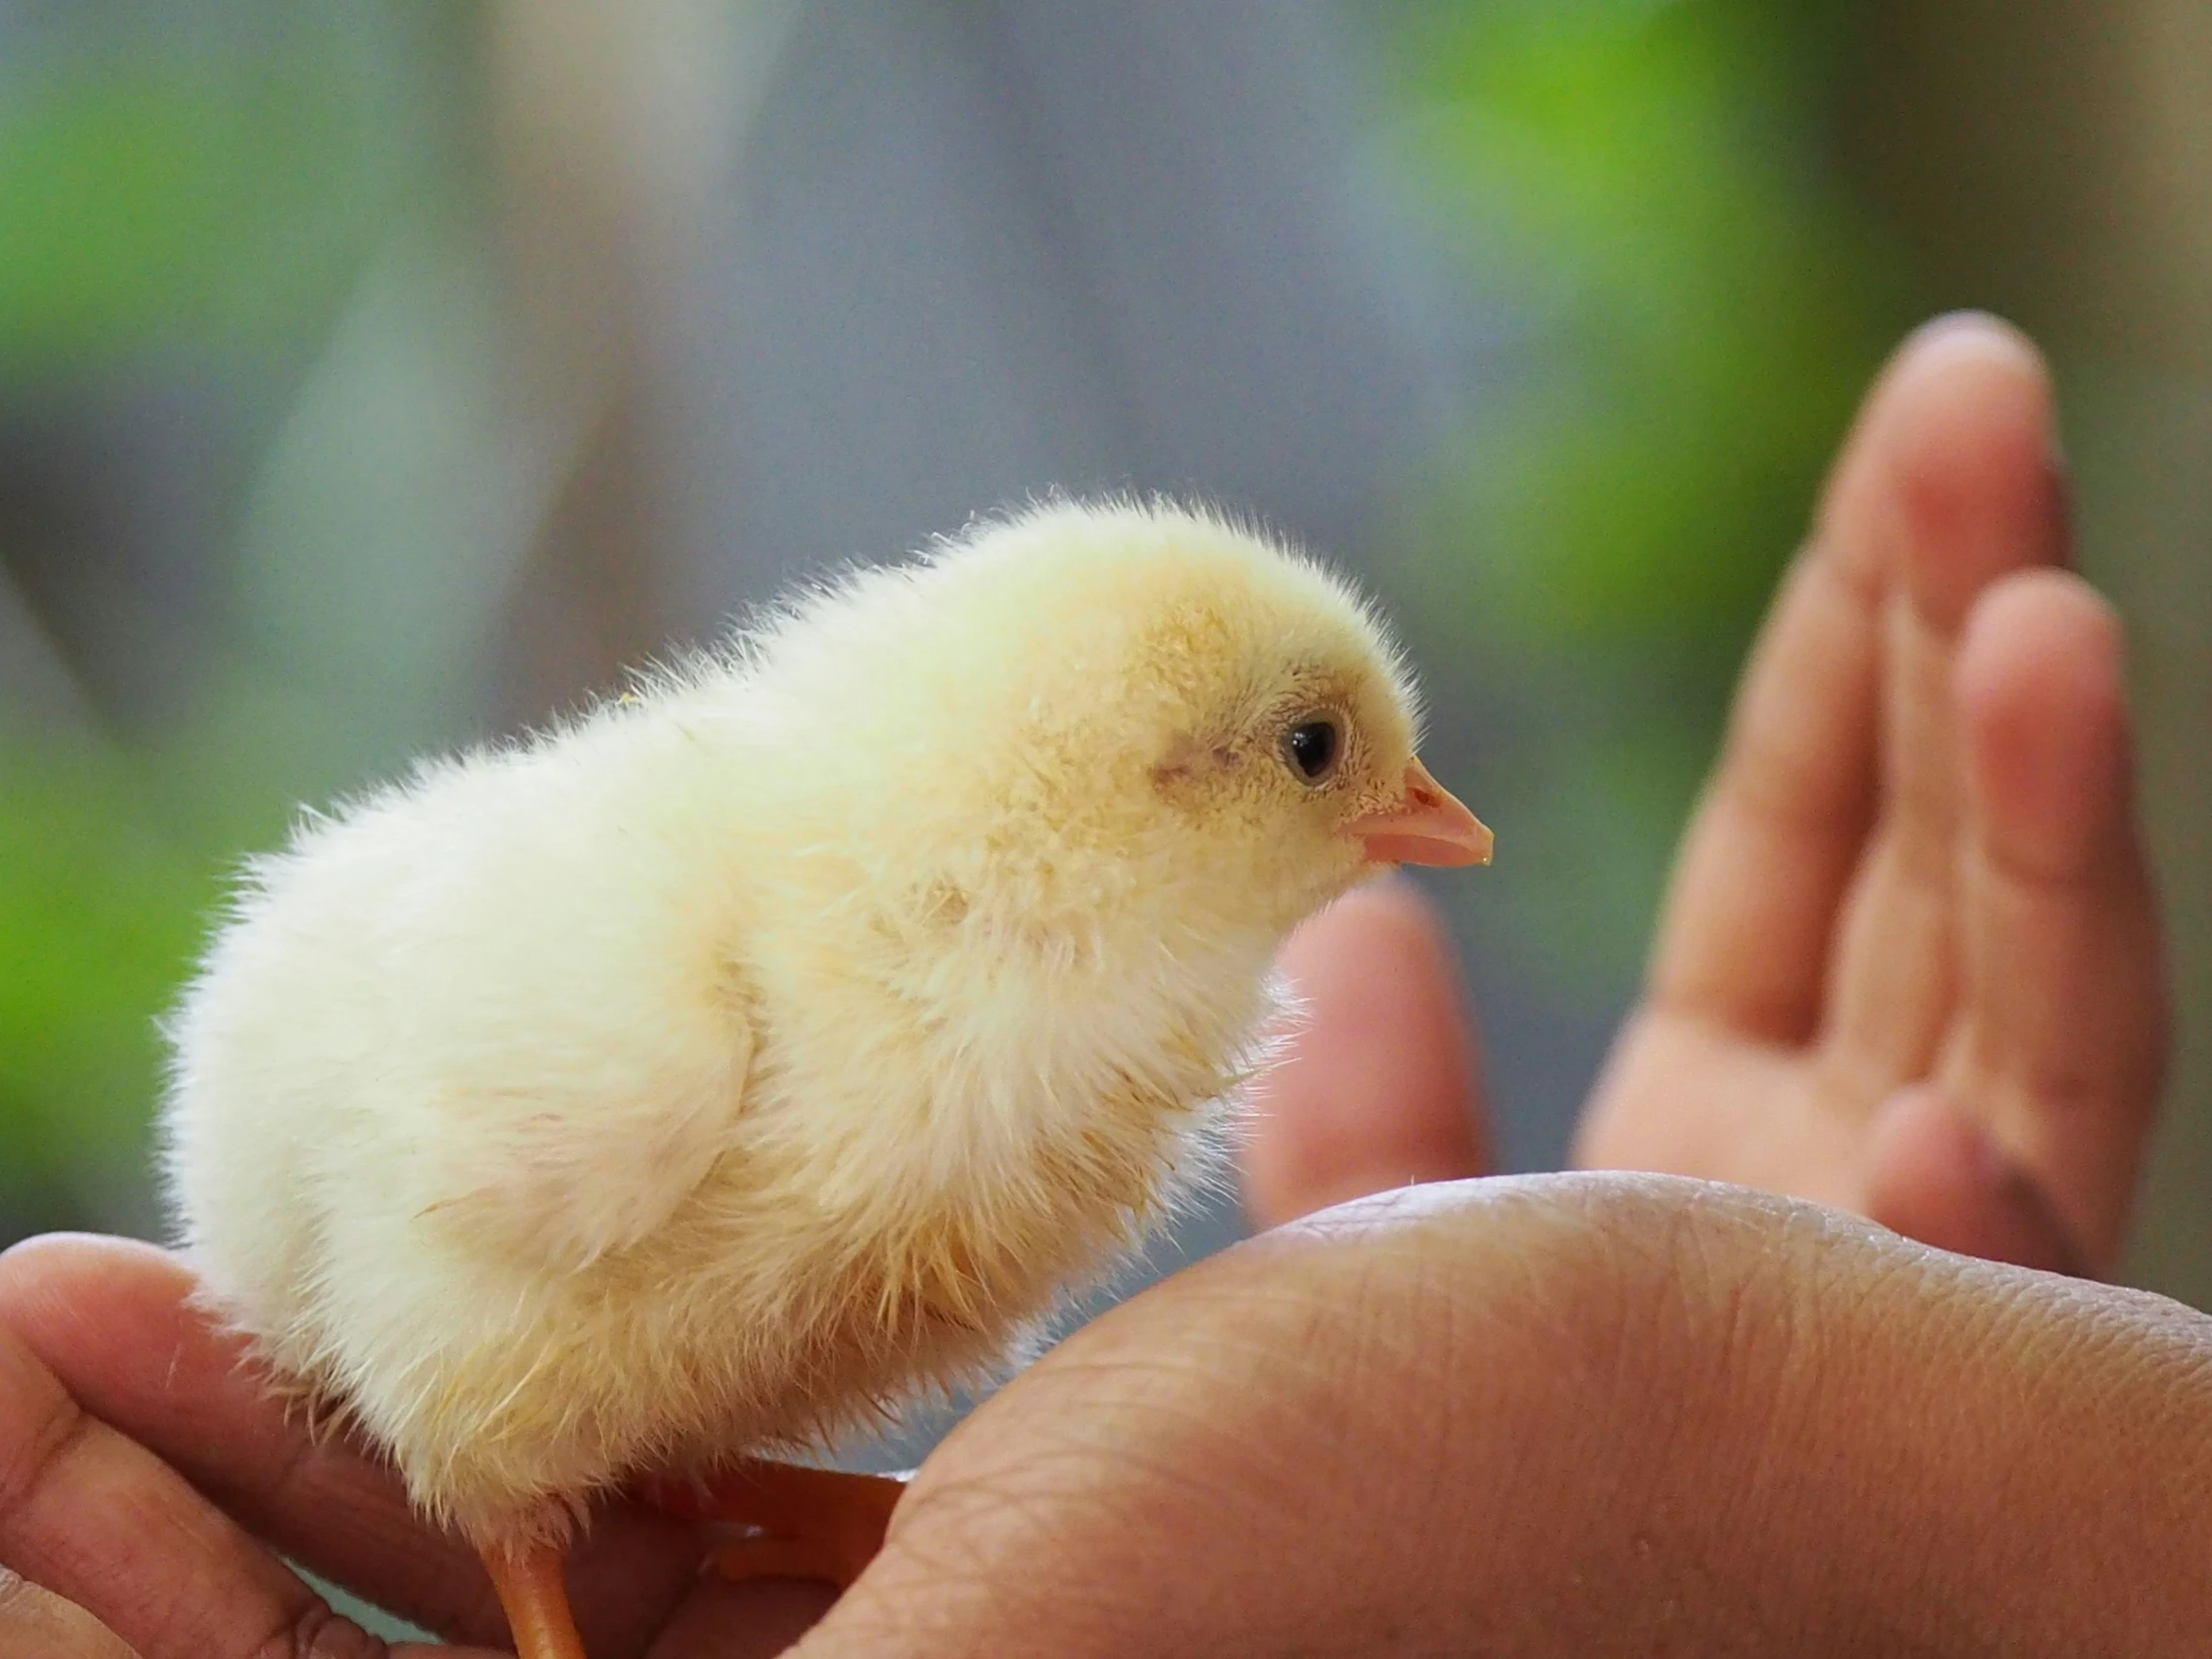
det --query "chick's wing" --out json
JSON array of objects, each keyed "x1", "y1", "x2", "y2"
[
  {"x1": 413, "y1": 996, "x2": 755, "y2": 1275},
  {"x1": 387, "y1": 771, "x2": 761, "y2": 1274},
  {"x1": 180, "y1": 732, "x2": 765, "y2": 1280}
]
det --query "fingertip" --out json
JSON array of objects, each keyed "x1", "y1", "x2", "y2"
[
  {"x1": 1866, "y1": 1087, "x2": 2089, "y2": 1277},
  {"x1": 0, "y1": 1234, "x2": 196, "y2": 1354},
  {"x1": 1884, "y1": 312, "x2": 2056, "y2": 462},
  {"x1": 1821, "y1": 312, "x2": 2067, "y2": 624},
  {"x1": 1273, "y1": 875, "x2": 1450, "y2": 982},
  {"x1": 1956, "y1": 567, "x2": 2124, "y2": 712},
  {"x1": 1954, "y1": 570, "x2": 2131, "y2": 882},
  {"x1": 0, "y1": 1232, "x2": 177, "y2": 1283},
  {"x1": 1898, "y1": 310, "x2": 2052, "y2": 390}
]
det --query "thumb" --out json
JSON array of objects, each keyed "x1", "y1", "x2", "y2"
[{"x1": 1241, "y1": 879, "x2": 1490, "y2": 1229}]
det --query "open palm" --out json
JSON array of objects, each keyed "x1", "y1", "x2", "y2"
[
  {"x1": 1248, "y1": 316, "x2": 2167, "y2": 1278},
  {"x1": 1573, "y1": 317, "x2": 2165, "y2": 1276}
]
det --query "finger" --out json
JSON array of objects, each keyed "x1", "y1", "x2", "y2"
[
  {"x1": 1822, "y1": 314, "x2": 2069, "y2": 623},
  {"x1": 1825, "y1": 315, "x2": 2069, "y2": 1088},
  {"x1": 1864, "y1": 1085, "x2": 2085, "y2": 1276},
  {"x1": 1648, "y1": 530, "x2": 1881, "y2": 1041},
  {"x1": 1645, "y1": 313, "x2": 2058, "y2": 1043},
  {"x1": 0, "y1": 1236, "x2": 706, "y2": 1658},
  {"x1": 0, "y1": 1567, "x2": 144, "y2": 1658},
  {"x1": 0, "y1": 1300, "x2": 400, "y2": 1659},
  {"x1": 1240, "y1": 880, "x2": 1489, "y2": 1229},
  {"x1": 1942, "y1": 572, "x2": 2165, "y2": 1270}
]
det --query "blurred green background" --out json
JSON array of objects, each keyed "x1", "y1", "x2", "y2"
[{"x1": 2, "y1": 0, "x2": 2208, "y2": 1313}]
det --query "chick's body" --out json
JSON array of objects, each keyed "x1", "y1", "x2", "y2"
[{"x1": 163, "y1": 500, "x2": 1478, "y2": 1556}]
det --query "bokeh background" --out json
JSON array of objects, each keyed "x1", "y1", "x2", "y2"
[{"x1": 3, "y1": 1, "x2": 2209, "y2": 1308}]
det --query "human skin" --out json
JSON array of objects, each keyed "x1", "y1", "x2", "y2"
[
  {"x1": 0, "y1": 316, "x2": 2180, "y2": 1654},
  {"x1": 1572, "y1": 314, "x2": 2165, "y2": 1277},
  {"x1": 809, "y1": 1175, "x2": 2212, "y2": 1658},
  {"x1": 6, "y1": 1181, "x2": 2212, "y2": 1658}
]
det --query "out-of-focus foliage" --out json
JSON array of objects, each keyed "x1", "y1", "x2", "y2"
[
  {"x1": 0, "y1": 68, "x2": 351, "y2": 358},
  {"x1": 0, "y1": 7, "x2": 484, "y2": 1225},
  {"x1": 0, "y1": 753, "x2": 212, "y2": 1189},
  {"x1": 1382, "y1": 0, "x2": 1919, "y2": 992},
  {"x1": 0, "y1": 11, "x2": 454, "y2": 362}
]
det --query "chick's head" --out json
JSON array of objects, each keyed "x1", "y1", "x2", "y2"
[
  {"x1": 757, "y1": 500, "x2": 1488, "y2": 956},
  {"x1": 1088, "y1": 530, "x2": 1486, "y2": 933}
]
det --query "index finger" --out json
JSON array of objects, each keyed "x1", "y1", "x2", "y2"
[
  {"x1": 1943, "y1": 571, "x2": 2166, "y2": 1267},
  {"x1": 0, "y1": 1235, "x2": 704, "y2": 1657},
  {"x1": 0, "y1": 1275, "x2": 433, "y2": 1659}
]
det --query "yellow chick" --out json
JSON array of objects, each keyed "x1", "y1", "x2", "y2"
[{"x1": 160, "y1": 498, "x2": 1489, "y2": 1659}]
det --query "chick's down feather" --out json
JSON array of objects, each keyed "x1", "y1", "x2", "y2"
[{"x1": 161, "y1": 497, "x2": 1487, "y2": 1551}]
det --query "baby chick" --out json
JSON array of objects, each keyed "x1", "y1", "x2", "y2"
[{"x1": 161, "y1": 498, "x2": 1489, "y2": 1659}]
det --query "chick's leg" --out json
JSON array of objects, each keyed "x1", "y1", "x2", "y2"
[
  {"x1": 482, "y1": 1541, "x2": 589, "y2": 1659},
  {"x1": 645, "y1": 1459, "x2": 908, "y2": 1590}
]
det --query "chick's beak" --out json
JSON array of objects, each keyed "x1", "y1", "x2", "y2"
[{"x1": 1348, "y1": 759, "x2": 1492, "y2": 867}]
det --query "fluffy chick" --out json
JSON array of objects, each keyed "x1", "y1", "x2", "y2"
[{"x1": 161, "y1": 498, "x2": 1488, "y2": 1655}]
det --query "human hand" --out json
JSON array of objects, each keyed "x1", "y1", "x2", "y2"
[
  {"x1": 0, "y1": 1233, "x2": 844, "y2": 1657},
  {"x1": 0, "y1": 793, "x2": 2174, "y2": 1659},
  {"x1": 1575, "y1": 314, "x2": 2167, "y2": 1275},
  {"x1": 796, "y1": 1173, "x2": 2212, "y2": 1657},
  {"x1": 18, "y1": 1177, "x2": 2212, "y2": 1659},
  {"x1": 1245, "y1": 316, "x2": 2167, "y2": 1275}
]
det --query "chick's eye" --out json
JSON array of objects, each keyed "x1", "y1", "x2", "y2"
[{"x1": 1283, "y1": 717, "x2": 1342, "y2": 783}]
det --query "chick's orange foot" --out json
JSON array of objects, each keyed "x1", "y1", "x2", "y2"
[
  {"x1": 483, "y1": 1540, "x2": 589, "y2": 1659},
  {"x1": 481, "y1": 1462, "x2": 905, "y2": 1659},
  {"x1": 645, "y1": 1458, "x2": 910, "y2": 1590}
]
